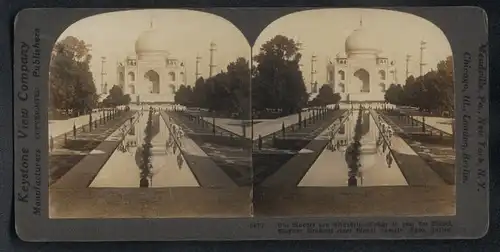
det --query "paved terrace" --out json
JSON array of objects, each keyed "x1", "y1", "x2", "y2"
[
  {"x1": 49, "y1": 185, "x2": 454, "y2": 218},
  {"x1": 50, "y1": 111, "x2": 139, "y2": 188},
  {"x1": 49, "y1": 187, "x2": 252, "y2": 218},
  {"x1": 378, "y1": 109, "x2": 455, "y2": 185},
  {"x1": 253, "y1": 186, "x2": 455, "y2": 217},
  {"x1": 371, "y1": 109, "x2": 447, "y2": 186},
  {"x1": 49, "y1": 110, "x2": 114, "y2": 139}
]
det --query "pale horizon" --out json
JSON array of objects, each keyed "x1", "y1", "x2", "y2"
[
  {"x1": 253, "y1": 8, "x2": 453, "y2": 88},
  {"x1": 56, "y1": 9, "x2": 250, "y2": 92}
]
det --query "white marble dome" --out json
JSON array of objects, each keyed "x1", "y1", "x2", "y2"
[
  {"x1": 135, "y1": 29, "x2": 169, "y2": 55},
  {"x1": 345, "y1": 26, "x2": 380, "y2": 55}
]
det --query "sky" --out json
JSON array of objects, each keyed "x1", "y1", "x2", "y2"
[
  {"x1": 56, "y1": 9, "x2": 250, "y2": 88},
  {"x1": 56, "y1": 8, "x2": 453, "y2": 92},
  {"x1": 253, "y1": 8, "x2": 453, "y2": 87}
]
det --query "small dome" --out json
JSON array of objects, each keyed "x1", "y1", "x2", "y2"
[
  {"x1": 336, "y1": 52, "x2": 347, "y2": 58},
  {"x1": 345, "y1": 26, "x2": 380, "y2": 55},
  {"x1": 135, "y1": 29, "x2": 169, "y2": 55}
]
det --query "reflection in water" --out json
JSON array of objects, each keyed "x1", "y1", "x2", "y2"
[
  {"x1": 298, "y1": 109, "x2": 407, "y2": 187},
  {"x1": 89, "y1": 108, "x2": 199, "y2": 188}
]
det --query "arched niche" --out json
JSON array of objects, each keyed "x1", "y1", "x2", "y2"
[
  {"x1": 338, "y1": 70, "x2": 346, "y2": 81},
  {"x1": 128, "y1": 72, "x2": 136, "y2": 82},
  {"x1": 144, "y1": 70, "x2": 160, "y2": 94},
  {"x1": 353, "y1": 69, "x2": 370, "y2": 93},
  {"x1": 378, "y1": 70, "x2": 386, "y2": 80},
  {"x1": 169, "y1": 72, "x2": 176, "y2": 82}
]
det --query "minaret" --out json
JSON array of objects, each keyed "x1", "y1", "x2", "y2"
[
  {"x1": 182, "y1": 61, "x2": 187, "y2": 86},
  {"x1": 393, "y1": 68, "x2": 398, "y2": 84},
  {"x1": 390, "y1": 61, "x2": 398, "y2": 84},
  {"x1": 209, "y1": 42, "x2": 217, "y2": 77},
  {"x1": 195, "y1": 54, "x2": 202, "y2": 80},
  {"x1": 296, "y1": 39, "x2": 303, "y2": 69},
  {"x1": 419, "y1": 40, "x2": 427, "y2": 76},
  {"x1": 405, "y1": 54, "x2": 411, "y2": 80},
  {"x1": 100, "y1": 56, "x2": 107, "y2": 94},
  {"x1": 310, "y1": 54, "x2": 317, "y2": 93}
]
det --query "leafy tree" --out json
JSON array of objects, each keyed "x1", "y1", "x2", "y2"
[
  {"x1": 192, "y1": 77, "x2": 207, "y2": 108},
  {"x1": 102, "y1": 85, "x2": 130, "y2": 107},
  {"x1": 226, "y1": 57, "x2": 251, "y2": 118},
  {"x1": 436, "y1": 56, "x2": 454, "y2": 113},
  {"x1": 394, "y1": 56, "x2": 453, "y2": 114},
  {"x1": 384, "y1": 84, "x2": 405, "y2": 105},
  {"x1": 252, "y1": 35, "x2": 309, "y2": 116},
  {"x1": 206, "y1": 72, "x2": 232, "y2": 112},
  {"x1": 49, "y1": 36, "x2": 97, "y2": 116},
  {"x1": 174, "y1": 85, "x2": 194, "y2": 106},
  {"x1": 175, "y1": 58, "x2": 250, "y2": 118},
  {"x1": 316, "y1": 84, "x2": 341, "y2": 106},
  {"x1": 402, "y1": 75, "x2": 421, "y2": 108},
  {"x1": 122, "y1": 94, "x2": 132, "y2": 105}
]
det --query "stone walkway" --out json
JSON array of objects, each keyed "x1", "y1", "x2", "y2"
[
  {"x1": 377, "y1": 110, "x2": 455, "y2": 185},
  {"x1": 49, "y1": 110, "x2": 112, "y2": 139},
  {"x1": 160, "y1": 111, "x2": 241, "y2": 188},
  {"x1": 258, "y1": 110, "x2": 350, "y2": 187},
  {"x1": 254, "y1": 109, "x2": 345, "y2": 150},
  {"x1": 371, "y1": 110, "x2": 446, "y2": 186},
  {"x1": 253, "y1": 109, "x2": 347, "y2": 186},
  {"x1": 49, "y1": 111, "x2": 136, "y2": 186},
  {"x1": 396, "y1": 108, "x2": 454, "y2": 135}
]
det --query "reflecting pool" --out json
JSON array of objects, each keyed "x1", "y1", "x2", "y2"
[{"x1": 298, "y1": 109, "x2": 408, "y2": 187}]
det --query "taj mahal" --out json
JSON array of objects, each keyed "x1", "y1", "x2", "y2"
[
  {"x1": 115, "y1": 24, "x2": 187, "y2": 104},
  {"x1": 110, "y1": 19, "x2": 409, "y2": 105},
  {"x1": 325, "y1": 20, "x2": 398, "y2": 102}
]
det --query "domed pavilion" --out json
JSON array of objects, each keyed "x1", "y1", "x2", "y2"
[
  {"x1": 326, "y1": 18, "x2": 397, "y2": 102},
  {"x1": 116, "y1": 23, "x2": 186, "y2": 104}
]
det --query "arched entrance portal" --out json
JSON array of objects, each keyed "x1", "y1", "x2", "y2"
[
  {"x1": 353, "y1": 69, "x2": 370, "y2": 93},
  {"x1": 144, "y1": 70, "x2": 160, "y2": 94}
]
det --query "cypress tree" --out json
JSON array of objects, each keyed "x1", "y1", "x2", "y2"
[
  {"x1": 346, "y1": 108, "x2": 364, "y2": 186},
  {"x1": 140, "y1": 107, "x2": 154, "y2": 187}
]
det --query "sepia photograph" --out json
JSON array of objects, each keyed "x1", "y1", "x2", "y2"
[
  {"x1": 250, "y1": 8, "x2": 456, "y2": 217},
  {"x1": 13, "y1": 6, "x2": 488, "y2": 241},
  {"x1": 47, "y1": 9, "x2": 253, "y2": 218}
]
